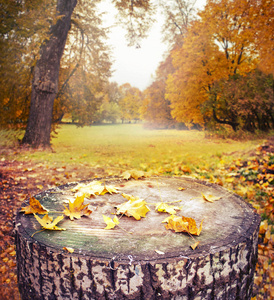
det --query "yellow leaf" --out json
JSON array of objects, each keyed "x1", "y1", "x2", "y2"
[
  {"x1": 121, "y1": 170, "x2": 145, "y2": 180},
  {"x1": 155, "y1": 250, "x2": 165, "y2": 255},
  {"x1": 202, "y1": 193, "x2": 221, "y2": 203},
  {"x1": 100, "y1": 184, "x2": 119, "y2": 196},
  {"x1": 116, "y1": 194, "x2": 150, "y2": 220},
  {"x1": 162, "y1": 215, "x2": 175, "y2": 223},
  {"x1": 165, "y1": 215, "x2": 204, "y2": 236},
  {"x1": 178, "y1": 187, "x2": 185, "y2": 191},
  {"x1": 190, "y1": 241, "x2": 200, "y2": 250},
  {"x1": 21, "y1": 197, "x2": 48, "y2": 215},
  {"x1": 34, "y1": 214, "x2": 66, "y2": 231},
  {"x1": 63, "y1": 247, "x2": 74, "y2": 253},
  {"x1": 63, "y1": 194, "x2": 92, "y2": 220},
  {"x1": 155, "y1": 202, "x2": 181, "y2": 215},
  {"x1": 103, "y1": 215, "x2": 120, "y2": 230},
  {"x1": 71, "y1": 181, "x2": 118, "y2": 197}
]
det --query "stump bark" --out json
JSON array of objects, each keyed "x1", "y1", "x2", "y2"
[{"x1": 15, "y1": 177, "x2": 260, "y2": 300}]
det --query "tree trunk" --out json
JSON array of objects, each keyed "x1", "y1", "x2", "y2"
[
  {"x1": 15, "y1": 177, "x2": 260, "y2": 299},
  {"x1": 22, "y1": 0, "x2": 77, "y2": 148}
]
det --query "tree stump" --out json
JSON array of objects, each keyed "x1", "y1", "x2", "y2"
[{"x1": 15, "y1": 177, "x2": 260, "y2": 300}]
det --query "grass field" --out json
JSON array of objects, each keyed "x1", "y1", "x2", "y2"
[
  {"x1": 0, "y1": 124, "x2": 273, "y2": 299},
  {"x1": 1, "y1": 124, "x2": 263, "y2": 172}
]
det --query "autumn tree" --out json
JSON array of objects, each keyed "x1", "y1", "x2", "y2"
[
  {"x1": 17, "y1": 0, "x2": 153, "y2": 148},
  {"x1": 203, "y1": 70, "x2": 274, "y2": 132},
  {"x1": 166, "y1": 0, "x2": 272, "y2": 130},
  {"x1": 141, "y1": 55, "x2": 175, "y2": 128},
  {"x1": 0, "y1": 0, "x2": 56, "y2": 130},
  {"x1": 119, "y1": 83, "x2": 143, "y2": 123}
]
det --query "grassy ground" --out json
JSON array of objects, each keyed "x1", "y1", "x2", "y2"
[{"x1": 0, "y1": 124, "x2": 273, "y2": 299}]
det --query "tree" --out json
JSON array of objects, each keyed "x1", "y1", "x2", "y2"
[
  {"x1": 119, "y1": 83, "x2": 142, "y2": 123},
  {"x1": 166, "y1": 0, "x2": 270, "y2": 129},
  {"x1": 141, "y1": 55, "x2": 175, "y2": 128},
  {"x1": 20, "y1": 0, "x2": 153, "y2": 148},
  {"x1": 22, "y1": 0, "x2": 77, "y2": 147}
]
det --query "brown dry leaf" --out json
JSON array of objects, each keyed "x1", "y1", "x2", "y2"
[
  {"x1": 165, "y1": 215, "x2": 204, "y2": 236},
  {"x1": 116, "y1": 193, "x2": 150, "y2": 220},
  {"x1": 202, "y1": 193, "x2": 221, "y2": 203},
  {"x1": 190, "y1": 241, "x2": 200, "y2": 250},
  {"x1": 63, "y1": 194, "x2": 92, "y2": 220},
  {"x1": 21, "y1": 196, "x2": 48, "y2": 215}
]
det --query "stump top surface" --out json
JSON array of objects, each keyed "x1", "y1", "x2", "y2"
[{"x1": 17, "y1": 176, "x2": 259, "y2": 261}]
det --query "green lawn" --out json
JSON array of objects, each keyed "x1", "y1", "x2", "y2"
[{"x1": 1, "y1": 124, "x2": 263, "y2": 172}]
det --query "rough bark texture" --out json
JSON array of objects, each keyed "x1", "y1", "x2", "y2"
[
  {"x1": 22, "y1": 0, "x2": 77, "y2": 148},
  {"x1": 15, "y1": 177, "x2": 260, "y2": 299}
]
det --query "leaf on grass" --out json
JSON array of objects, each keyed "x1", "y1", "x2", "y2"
[
  {"x1": 202, "y1": 193, "x2": 221, "y2": 202},
  {"x1": 116, "y1": 193, "x2": 150, "y2": 220},
  {"x1": 34, "y1": 214, "x2": 66, "y2": 231},
  {"x1": 155, "y1": 202, "x2": 182, "y2": 215},
  {"x1": 63, "y1": 194, "x2": 92, "y2": 220},
  {"x1": 21, "y1": 196, "x2": 48, "y2": 215},
  {"x1": 63, "y1": 247, "x2": 74, "y2": 253},
  {"x1": 122, "y1": 170, "x2": 146, "y2": 180},
  {"x1": 165, "y1": 215, "x2": 204, "y2": 236},
  {"x1": 103, "y1": 215, "x2": 120, "y2": 230},
  {"x1": 71, "y1": 181, "x2": 118, "y2": 197},
  {"x1": 190, "y1": 241, "x2": 200, "y2": 250}
]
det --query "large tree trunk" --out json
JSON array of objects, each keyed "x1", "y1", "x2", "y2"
[
  {"x1": 22, "y1": 0, "x2": 77, "y2": 148},
  {"x1": 15, "y1": 177, "x2": 260, "y2": 299}
]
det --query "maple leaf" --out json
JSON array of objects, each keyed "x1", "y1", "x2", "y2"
[
  {"x1": 202, "y1": 193, "x2": 221, "y2": 202},
  {"x1": 63, "y1": 247, "x2": 75, "y2": 253},
  {"x1": 155, "y1": 202, "x2": 181, "y2": 215},
  {"x1": 21, "y1": 196, "x2": 48, "y2": 215},
  {"x1": 122, "y1": 170, "x2": 146, "y2": 180},
  {"x1": 116, "y1": 193, "x2": 150, "y2": 220},
  {"x1": 190, "y1": 241, "x2": 200, "y2": 250},
  {"x1": 103, "y1": 215, "x2": 120, "y2": 230},
  {"x1": 71, "y1": 181, "x2": 118, "y2": 197},
  {"x1": 165, "y1": 215, "x2": 204, "y2": 236},
  {"x1": 100, "y1": 184, "x2": 119, "y2": 196},
  {"x1": 63, "y1": 194, "x2": 92, "y2": 220},
  {"x1": 34, "y1": 214, "x2": 66, "y2": 231}
]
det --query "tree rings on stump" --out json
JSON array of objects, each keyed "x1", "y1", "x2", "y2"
[{"x1": 15, "y1": 176, "x2": 260, "y2": 299}]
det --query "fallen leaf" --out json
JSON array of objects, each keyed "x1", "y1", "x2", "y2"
[
  {"x1": 71, "y1": 181, "x2": 118, "y2": 197},
  {"x1": 190, "y1": 241, "x2": 200, "y2": 250},
  {"x1": 155, "y1": 250, "x2": 165, "y2": 255},
  {"x1": 34, "y1": 214, "x2": 66, "y2": 231},
  {"x1": 63, "y1": 247, "x2": 74, "y2": 253},
  {"x1": 100, "y1": 184, "x2": 119, "y2": 196},
  {"x1": 116, "y1": 193, "x2": 150, "y2": 220},
  {"x1": 155, "y1": 202, "x2": 182, "y2": 215},
  {"x1": 202, "y1": 193, "x2": 221, "y2": 203},
  {"x1": 178, "y1": 187, "x2": 185, "y2": 191},
  {"x1": 103, "y1": 215, "x2": 120, "y2": 230},
  {"x1": 165, "y1": 215, "x2": 204, "y2": 236},
  {"x1": 122, "y1": 170, "x2": 146, "y2": 180},
  {"x1": 21, "y1": 197, "x2": 48, "y2": 215},
  {"x1": 63, "y1": 194, "x2": 92, "y2": 220}
]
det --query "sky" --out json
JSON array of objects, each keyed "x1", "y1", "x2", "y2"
[{"x1": 99, "y1": 0, "x2": 206, "y2": 91}]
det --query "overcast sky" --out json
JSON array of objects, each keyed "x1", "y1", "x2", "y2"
[{"x1": 99, "y1": 0, "x2": 206, "y2": 90}]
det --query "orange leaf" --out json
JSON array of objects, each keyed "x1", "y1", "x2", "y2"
[
  {"x1": 63, "y1": 194, "x2": 92, "y2": 220},
  {"x1": 21, "y1": 197, "x2": 48, "y2": 215}
]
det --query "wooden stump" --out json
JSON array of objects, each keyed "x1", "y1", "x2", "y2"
[{"x1": 15, "y1": 177, "x2": 260, "y2": 300}]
